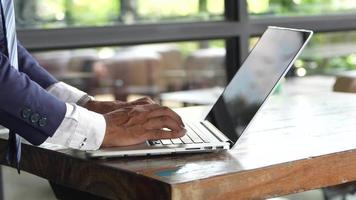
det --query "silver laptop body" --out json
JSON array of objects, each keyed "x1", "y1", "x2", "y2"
[{"x1": 86, "y1": 27, "x2": 313, "y2": 158}]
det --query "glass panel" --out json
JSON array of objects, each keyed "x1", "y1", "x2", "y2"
[
  {"x1": 299, "y1": 31, "x2": 356, "y2": 76},
  {"x1": 32, "y1": 40, "x2": 226, "y2": 104},
  {"x1": 248, "y1": 0, "x2": 356, "y2": 17},
  {"x1": 15, "y1": 0, "x2": 224, "y2": 29},
  {"x1": 250, "y1": 31, "x2": 356, "y2": 77}
]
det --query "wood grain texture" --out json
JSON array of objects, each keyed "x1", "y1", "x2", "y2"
[
  {"x1": 0, "y1": 140, "x2": 171, "y2": 200},
  {"x1": 3, "y1": 85, "x2": 356, "y2": 199},
  {"x1": 172, "y1": 149, "x2": 356, "y2": 200}
]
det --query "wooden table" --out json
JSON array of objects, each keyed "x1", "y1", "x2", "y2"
[{"x1": 2, "y1": 91, "x2": 356, "y2": 200}]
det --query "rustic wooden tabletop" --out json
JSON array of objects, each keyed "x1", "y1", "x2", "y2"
[{"x1": 3, "y1": 77, "x2": 356, "y2": 200}]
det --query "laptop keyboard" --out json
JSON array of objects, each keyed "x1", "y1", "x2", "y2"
[{"x1": 149, "y1": 122, "x2": 211, "y2": 146}]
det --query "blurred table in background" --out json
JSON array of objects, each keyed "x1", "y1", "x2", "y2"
[
  {"x1": 160, "y1": 76, "x2": 336, "y2": 107},
  {"x1": 160, "y1": 87, "x2": 223, "y2": 106}
]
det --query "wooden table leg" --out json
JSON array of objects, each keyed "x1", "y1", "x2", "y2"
[{"x1": 49, "y1": 182, "x2": 109, "y2": 200}]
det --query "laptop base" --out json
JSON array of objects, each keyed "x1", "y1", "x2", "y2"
[{"x1": 86, "y1": 141, "x2": 230, "y2": 158}]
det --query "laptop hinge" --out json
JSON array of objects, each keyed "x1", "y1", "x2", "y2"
[{"x1": 201, "y1": 120, "x2": 233, "y2": 146}]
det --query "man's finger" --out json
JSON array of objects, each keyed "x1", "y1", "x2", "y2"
[
  {"x1": 128, "y1": 97, "x2": 155, "y2": 105},
  {"x1": 128, "y1": 103, "x2": 160, "y2": 114},
  {"x1": 136, "y1": 97, "x2": 155, "y2": 104},
  {"x1": 147, "y1": 107, "x2": 184, "y2": 127},
  {"x1": 143, "y1": 116, "x2": 183, "y2": 131},
  {"x1": 145, "y1": 129, "x2": 186, "y2": 140}
]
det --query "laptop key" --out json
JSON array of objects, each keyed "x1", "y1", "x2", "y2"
[
  {"x1": 180, "y1": 135, "x2": 193, "y2": 144},
  {"x1": 149, "y1": 140, "x2": 162, "y2": 146},
  {"x1": 171, "y1": 138, "x2": 183, "y2": 144},
  {"x1": 160, "y1": 139, "x2": 173, "y2": 145},
  {"x1": 186, "y1": 124, "x2": 204, "y2": 143},
  {"x1": 192, "y1": 122, "x2": 219, "y2": 143},
  {"x1": 190, "y1": 124, "x2": 210, "y2": 143},
  {"x1": 187, "y1": 131, "x2": 204, "y2": 143}
]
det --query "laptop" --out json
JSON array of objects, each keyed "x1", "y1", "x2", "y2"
[{"x1": 86, "y1": 26, "x2": 313, "y2": 158}]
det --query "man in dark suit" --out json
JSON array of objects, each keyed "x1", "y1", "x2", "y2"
[{"x1": 0, "y1": 0, "x2": 185, "y2": 163}]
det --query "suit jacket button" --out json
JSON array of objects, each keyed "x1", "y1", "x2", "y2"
[
  {"x1": 21, "y1": 108, "x2": 32, "y2": 119},
  {"x1": 38, "y1": 117, "x2": 48, "y2": 127},
  {"x1": 30, "y1": 113, "x2": 40, "y2": 124}
]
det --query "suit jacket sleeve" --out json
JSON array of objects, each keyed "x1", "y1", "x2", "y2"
[
  {"x1": 0, "y1": 53, "x2": 66, "y2": 145},
  {"x1": 17, "y1": 42, "x2": 58, "y2": 89}
]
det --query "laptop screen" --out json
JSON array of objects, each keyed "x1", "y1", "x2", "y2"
[{"x1": 205, "y1": 27, "x2": 312, "y2": 144}]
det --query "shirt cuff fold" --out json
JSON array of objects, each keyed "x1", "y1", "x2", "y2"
[
  {"x1": 45, "y1": 103, "x2": 106, "y2": 150},
  {"x1": 73, "y1": 105, "x2": 106, "y2": 150}
]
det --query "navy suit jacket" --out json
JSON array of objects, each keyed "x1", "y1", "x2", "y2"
[{"x1": 0, "y1": 16, "x2": 66, "y2": 145}]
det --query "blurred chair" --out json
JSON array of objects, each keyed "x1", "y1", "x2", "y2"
[
  {"x1": 333, "y1": 71, "x2": 356, "y2": 93},
  {"x1": 33, "y1": 50, "x2": 71, "y2": 76},
  {"x1": 66, "y1": 49, "x2": 99, "y2": 92},
  {"x1": 99, "y1": 48, "x2": 163, "y2": 100},
  {"x1": 151, "y1": 45, "x2": 185, "y2": 91},
  {"x1": 184, "y1": 48, "x2": 226, "y2": 89},
  {"x1": 125, "y1": 44, "x2": 185, "y2": 91},
  {"x1": 33, "y1": 50, "x2": 98, "y2": 92},
  {"x1": 67, "y1": 49, "x2": 98, "y2": 72}
]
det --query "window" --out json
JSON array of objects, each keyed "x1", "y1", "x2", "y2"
[
  {"x1": 248, "y1": 0, "x2": 356, "y2": 17},
  {"x1": 298, "y1": 31, "x2": 356, "y2": 75},
  {"x1": 250, "y1": 31, "x2": 356, "y2": 77},
  {"x1": 15, "y1": 0, "x2": 224, "y2": 29}
]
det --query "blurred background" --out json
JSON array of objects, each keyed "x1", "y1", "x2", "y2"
[
  {"x1": 15, "y1": 0, "x2": 356, "y2": 104},
  {"x1": 4, "y1": 0, "x2": 356, "y2": 200}
]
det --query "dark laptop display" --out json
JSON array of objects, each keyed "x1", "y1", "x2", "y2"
[{"x1": 206, "y1": 27, "x2": 312, "y2": 143}]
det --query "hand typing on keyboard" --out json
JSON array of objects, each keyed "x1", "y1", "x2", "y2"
[{"x1": 101, "y1": 103, "x2": 186, "y2": 147}]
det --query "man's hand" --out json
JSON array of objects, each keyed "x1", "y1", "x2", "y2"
[
  {"x1": 82, "y1": 97, "x2": 156, "y2": 114},
  {"x1": 102, "y1": 104, "x2": 186, "y2": 147}
]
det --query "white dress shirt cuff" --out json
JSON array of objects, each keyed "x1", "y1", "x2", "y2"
[
  {"x1": 47, "y1": 82, "x2": 88, "y2": 104},
  {"x1": 45, "y1": 103, "x2": 106, "y2": 150}
]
